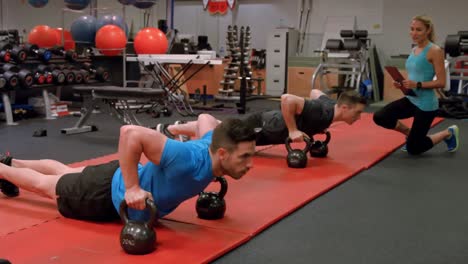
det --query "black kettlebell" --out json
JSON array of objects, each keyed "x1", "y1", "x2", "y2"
[
  {"x1": 120, "y1": 199, "x2": 158, "y2": 255},
  {"x1": 309, "y1": 131, "x2": 331, "y2": 158},
  {"x1": 196, "y1": 176, "x2": 228, "y2": 220},
  {"x1": 285, "y1": 136, "x2": 312, "y2": 168}
]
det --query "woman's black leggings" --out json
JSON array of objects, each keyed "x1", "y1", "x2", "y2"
[{"x1": 373, "y1": 97, "x2": 437, "y2": 155}]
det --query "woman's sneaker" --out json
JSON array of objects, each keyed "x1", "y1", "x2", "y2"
[
  {"x1": 444, "y1": 125, "x2": 459, "y2": 152},
  {"x1": 0, "y1": 153, "x2": 19, "y2": 197}
]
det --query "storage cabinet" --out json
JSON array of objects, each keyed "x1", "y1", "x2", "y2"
[{"x1": 266, "y1": 28, "x2": 298, "y2": 96}]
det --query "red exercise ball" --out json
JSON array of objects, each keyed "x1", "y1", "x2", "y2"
[
  {"x1": 134, "y1": 27, "x2": 168, "y2": 55},
  {"x1": 28, "y1": 25, "x2": 57, "y2": 48},
  {"x1": 54, "y1": 28, "x2": 76, "y2": 51},
  {"x1": 95, "y1": 25, "x2": 127, "y2": 56}
]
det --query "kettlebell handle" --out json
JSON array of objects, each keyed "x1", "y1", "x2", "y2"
[
  {"x1": 120, "y1": 199, "x2": 158, "y2": 227},
  {"x1": 215, "y1": 176, "x2": 228, "y2": 199},
  {"x1": 285, "y1": 136, "x2": 312, "y2": 153}
]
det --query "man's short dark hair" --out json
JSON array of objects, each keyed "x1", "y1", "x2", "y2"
[
  {"x1": 336, "y1": 90, "x2": 367, "y2": 106},
  {"x1": 210, "y1": 118, "x2": 257, "y2": 152}
]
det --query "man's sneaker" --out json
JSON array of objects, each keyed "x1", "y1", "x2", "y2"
[
  {"x1": 0, "y1": 153, "x2": 12, "y2": 166},
  {"x1": 401, "y1": 144, "x2": 407, "y2": 152},
  {"x1": 0, "y1": 153, "x2": 19, "y2": 197},
  {"x1": 444, "y1": 125, "x2": 459, "y2": 152},
  {"x1": 400, "y1": 137, "x2": 408, "y2": 152},
  {"x1": 156, "y1": 123, "x2": 175, "y2": 139},
  {"x1": 174, "y1": 121, "x2": 190, "y2": 142}
]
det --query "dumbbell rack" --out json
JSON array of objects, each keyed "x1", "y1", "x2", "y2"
[
  {"x1": 214, "y1": 25, "x2": 253, "y2": 113},
  {"x1": 1, "y1": 51, "x2": 95, "y2": 125}
]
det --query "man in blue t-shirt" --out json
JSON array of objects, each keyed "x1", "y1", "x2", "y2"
[{"x1": 0, "y1": 114, "x2": 257, "y2": 222}]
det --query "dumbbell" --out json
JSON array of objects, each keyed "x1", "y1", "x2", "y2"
[
  {"x1": 62, "y1": 68, "x2": 75, "y2": 84},
  {"x1": 2, "y1": 63, "x2": 33, "y2": 88},
  {"x1": 49, "y1": 64, "x2": 75, "y2": 84},
  {"x1": 50, "y1": 46, "x2": 77, "y2": 62},
  {"x1": 32, "y1": 70, "x2": 46, "y2": 85},
  {"x1": 24, "y1": 44, "x2": 52, "y2": 62},
  {"x1": 0, "y1": 42, "x2": 28, "y2": 63},
  {"x1": 37, "y1": 64, "x2": 66, "y2": 84},
  {"x1": 0, "y1": 75, "x2": 7, "y2": 91},
  {"x1": 59, "y1": 65, "x2": 88, "y2": 84},
  {"x1": 0, "y1": 71, "x2": 19, "y2": 90},
  {"x1": 0, "y1": 42, "x2": 11, "y2": 62},
  {"x1": 81, "y1": 62, "x2": 110, "y2": 82},
  {"x1": 445, "y1": 31, "x2": 468, "y2": 57},
  {"x1": 66, "y1": 65, "x2": 91, "y2": 84}
]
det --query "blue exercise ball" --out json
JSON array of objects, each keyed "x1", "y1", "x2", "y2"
[
  {"x1": 133, "y1": 0, "x2": 157, "y2": 9},
  {"x1": 71, "y1": 15, "x2": 97, "y2": 44},
  {"x1": 118, "y1": 0, "x2": 136, "y2": 5},
  {"x1": 64, "y1": 0, "x2": 90, "y2": 10},
  {"x1": 96, "y1": 15, "x2": 128, "y2": 36},
  {"x1": 28, "y1": 0, "x2": 48, "y2": 8}
]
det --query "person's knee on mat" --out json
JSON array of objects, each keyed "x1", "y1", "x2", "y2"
[
  {"x1": 406, "y1": 143, "x2": 422, "y2": 155},
  {"x1": 406, "y1": 138, "x2": 431, "y2": 155}
]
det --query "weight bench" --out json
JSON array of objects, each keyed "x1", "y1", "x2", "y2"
[{"x1": 61, "y1": 86, "x2": 166, "y2": 135}]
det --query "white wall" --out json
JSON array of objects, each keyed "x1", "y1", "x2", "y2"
[
  {"x1": 174, "y1": 0, "x2": 298, "y2": 52},
  {"x1": 173, "y1": 0, "x2": 468, "y2": 61}
]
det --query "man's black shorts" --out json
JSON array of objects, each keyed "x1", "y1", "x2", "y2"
[{"x1": 56, "y1": 160, "x2": 121, "y2": 222}]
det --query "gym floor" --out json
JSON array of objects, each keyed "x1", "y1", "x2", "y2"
[{"x1": 0, "y1": 99, "x2": 466, "y2": 264}]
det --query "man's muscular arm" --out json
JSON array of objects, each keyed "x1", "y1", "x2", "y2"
[{"x1": 280, "y1": 94, "x2": 308, "y2": 142}]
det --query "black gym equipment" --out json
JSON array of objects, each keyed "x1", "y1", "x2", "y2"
[
  {"x1": 24, "y1": 43, "x2": 52, "y2": 62},
  {"x1": 325, "y1": 39, "x2": 344, "y2": 51},
  {"x1": 0, "y1": 71, "x2": 18, "y2": 90},
  {"x1": 32, "y1": 128, "x2": 47, "y2": 137},
  {"x1": 0, "y1": 44, "x2": 11, "y2": 62},
  {"x1": 62, "y1": 68, "x2": 76, "y2": 84},
  {"x1": 50, "y1": 46, "x2": 77, "y2": 61},
  {"x1": 78, "y1": 69, "x2": 90, "y2": 83},
  {"x1": 37, "y1": 64, "x2": 66, "y2": 84},
  {"x1": 119, "y1": 199, "x2": 158, "y2": 255},
  {"x1": 196, "y1": 176, "x2": 228, "y2": 220},
  {"x1": 0, "y1": 75, "x2": 7, "y2": 91},
  {"x1": 340, "y1": 29, "x2": 354, "y2": 38},
  {"x1": 285, "y1": 137, "x2": 312, "y2": 168},
  {"x1": 0, "y1": 42, "x2": 28, "y2": 63},
  {"x1": 309, "y1": 131, "x2": 331, "y2": 158},
  {"x1": 445, "y1": 31, "x2": 468, "y2": 57},
  {"x1": 33, "y1": 70, "x2": 47, "y2": 85},
  {"x1": 81, "y1": 62, "x2": 110, "y2": 82},
  {"x1": 65, "y1": 65, "x2": 91, "y2": 84},
  {"x1": 50, "y1": 64, "x2": 75, "y2": 84},
  {"x1": 0, "y1": 29, "x2": 20, "y2": 44},
  {"x1": 313, "y1": 29, "x2": 371, "y2": 97},
  {"x1": 2, "y1": 63, "x2": 33, "y2": 88},
  {"x1": 61, "y1": 65, "x2": 85, "y2": 84}
]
